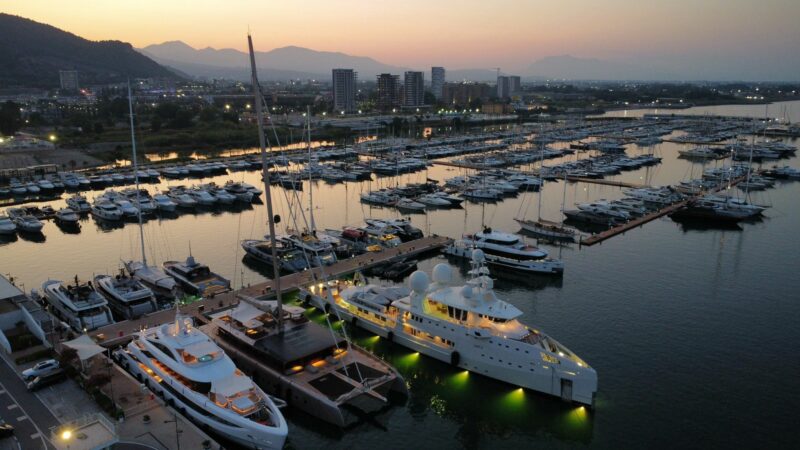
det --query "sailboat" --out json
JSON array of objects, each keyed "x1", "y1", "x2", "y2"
[
  {"x1": 210, "y1": 34, "x2": 406, "y2": 428},
  {"x1": 121, "y1": 84, "x2": 178, "y2": 297},
  {"x1": 515, "y1": 137, "x2": 576, "y2": 241}
]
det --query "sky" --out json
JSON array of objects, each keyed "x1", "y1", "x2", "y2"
[{"x1": 2, "y1": 0, "x2": 800, "y2": 80}]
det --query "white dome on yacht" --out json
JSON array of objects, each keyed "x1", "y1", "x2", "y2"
[
  {"x1": 409, "y1": 270, "x2": 430, "y2": 292},
  {"x1": 432, "y1": 263, "x2": 452, "y2": 284}
]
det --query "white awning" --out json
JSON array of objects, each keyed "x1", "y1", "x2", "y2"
[{"x1": 62, "y1": 334, "x2": 105, "y2": 361}]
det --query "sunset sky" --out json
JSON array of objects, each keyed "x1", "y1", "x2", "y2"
[{"x1": 2, "y1": 0, "x2": 799, "y2": 78}]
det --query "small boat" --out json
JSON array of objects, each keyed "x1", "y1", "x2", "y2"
[
  {"x1": 416, "y1": 194, "x2": 452, "y2": 207},
  {"x1": 163, "y1": 255, "x2": 231, "y2": 297},
  {"x1": 66, "y1": 194, "x2": 91, "y2": 213},
  {"x1": 153, "y1": 194, "x2": 177, "y2": 212},
  {"x1": 394, "y1": 197, "x2": 426, "y2": 212},
  {"x1": 91, "y1": 199, "x2": 123, "y2": 221},
  {"x1": 54, "y1": 208, "x2": 80, "y2": 226},
  {"x1": 224, "y1": 182, "x2": 255, "y2": 203},
  {"x1": 7, "y1": 208, "x2": 44, "y2": 232},
  {"x1": 0, "y1": 215, "x2": 16, "y2": 235}
]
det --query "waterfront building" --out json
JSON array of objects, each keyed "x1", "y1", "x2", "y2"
[
  {"x1": 431, "y1": 67, "x2": 445, "y2": 100},
  {"x1": 331, "y1": 68, "x2": 357, "y2": 113},
  {"x1": 496, "y1": 75, "x2": 521, "y2": 99},
  {"x1": 442, "y1": 82, "x2": 491, "y2": 107},
  {"x1": 404, "y1": 71, "x2": 425, "y2": 107},
  {"x1": 377, "y1": 73, "x2": 402, "y2": 111}
]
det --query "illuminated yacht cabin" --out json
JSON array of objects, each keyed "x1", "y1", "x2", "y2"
[{"x1": 116, "y1": 306, "x2": 287, "y2": 449}]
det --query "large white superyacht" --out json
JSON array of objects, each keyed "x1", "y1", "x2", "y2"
[
  {"x1": 115, "y1": 305, "x2": 288, "y2": 449},
  {"x1": 305, "y1": 250, "x2": 597, "y2": 406}
]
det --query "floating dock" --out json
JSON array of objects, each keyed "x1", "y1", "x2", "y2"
[
  {"x1": 565, "y1": 176, "x2": 646, "y2": 188},
  {"x1": 580, "y1": 176, "x2": 748, "y2": 246},
  {"x1": 91, "y1": 235, "x2": 452, "y2": 345}
]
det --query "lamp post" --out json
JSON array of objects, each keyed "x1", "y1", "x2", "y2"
[{"x1": 61, "y1": 429, "x2": 72, "y2": 450}]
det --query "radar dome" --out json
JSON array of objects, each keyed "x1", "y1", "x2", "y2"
[
  {"x1": 408, "y1": 270, "x2": 430, "y2": 293},
  {"x1": 432, "y1": 264, "x2": 453, "y2": 284},
  {"x1": 461, "y1": 285, "x2": 473, "y2": 299},
  {"x1": 471, "y1": 249, "x2": 485, "y2": 263}
]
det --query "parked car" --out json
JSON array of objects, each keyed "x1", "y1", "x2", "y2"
[
  {"x1": 0, "y1": 422, "x2": 14, "y2": 438},
  {"x1": 22, "y1": 359, "x2": 60, "y2": 381},
  {"x1": 26, "y1": 369, "x2": 65, "y2": 391}
]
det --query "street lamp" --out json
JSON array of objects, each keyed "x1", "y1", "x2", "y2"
[{"x1": 61, "y1": 429, "x2": 72, "y2": 450}]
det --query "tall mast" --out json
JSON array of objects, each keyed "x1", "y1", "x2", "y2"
[
  {"x1": 127, "y1": 82, "x2": 147, "y2": 267},
  {"x1": 307, "y1": 105, "x2": 316, "y2": 233},
  {"x1": 537, "y1": 125, "x2": 544, "y2": 221},
  {"x1": 248, "y1": 34, "x2": 283, "y2": 332}
]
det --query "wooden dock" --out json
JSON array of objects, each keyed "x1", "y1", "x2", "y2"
[
  {"x1": 565, "y1": 176, "x2": 646, "y2": 188},
  {"x1": 91, "y1": 235, "x2": 452, "y2": 344}
]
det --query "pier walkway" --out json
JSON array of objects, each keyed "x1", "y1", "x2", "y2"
[
  {"x1": 91, "y1": 235, "x2": 452, "y2": 345},
  {"x1": 580, "y1": 175, "x2": 747, "y2": 246}
]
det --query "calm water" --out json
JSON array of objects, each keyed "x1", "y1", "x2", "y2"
[
  {"x1": 597, "y1": 99, "x2": 800, "y2": 122},
  {"x1": 2, "y1": 104, "x2": 799, "y2": 449}
]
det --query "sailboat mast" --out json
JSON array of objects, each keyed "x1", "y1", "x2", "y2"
[
  {"x1": 537, "y1": 126, "x2": 544, "y2": 221},
  {"x1": 307, "y1": 106, "x2": 316, "y2": 233},
  {"x1": 248, "y1": 34, "x2": 283, "y2": 331},
  {"x1": 127, "y1": 82, "x2": 147, "y2": 267}
]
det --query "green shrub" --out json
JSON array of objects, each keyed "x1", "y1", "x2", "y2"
[{"x1": 14, "y1": 347, "x2": 54, "y2": 365}]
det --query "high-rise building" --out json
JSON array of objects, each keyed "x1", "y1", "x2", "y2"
[
  {"x1": 331, "y1": 69, "x2": 357, "y2": 113},
  {"x1": 377, "y1": 73, "x2": 401, "y2": 111},
  {"x1": 496, "y1": 75, "x2": 521, "y2": 99},
  {"x1": 442, "y1": 82, "x2": 491, "y2": 107},
  {"x1": 431, "y1": 67, "x2": 445, "y2": 100},
  {"x1": 404, "y1": 71, "x2": 425, "y2": 107},
  {"x1": 59, "y1": 70, "x2": 79, "y2": 91}
]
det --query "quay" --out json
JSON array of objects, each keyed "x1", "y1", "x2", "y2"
[
  {"x1": 580, "y1": 175, "x2": 748, "y2": 246},
  {"x1": 91, "y1": 235, "x2": 452, "y2": 345},
  {"x1": 432, "y1": 160, "x2": 484, "y2": 170}
]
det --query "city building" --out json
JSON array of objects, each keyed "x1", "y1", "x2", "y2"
[
  {"x1": 403, "y1": 71, "x2": 425, "y2": 107},
  {"x1": 431, "y1": 67, "x2": 445, "y2": 100},
  {"x1": 331, "y1": 68, "x2": 357, "y2": 113},
  {"x1": 496, "y1": 75, "x2": 521, "y2": 99},
  {"x1": 377, "y1": 73, "x2": 402, "y2": 111},
  {"x1": 59, "y1": 70, "x2": 79, "y2": 91},
  {"x1": 442, "y1": 82, "x2": 491, "y2": 107}
]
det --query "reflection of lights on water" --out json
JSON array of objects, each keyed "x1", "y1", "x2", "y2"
[
  {"x1": 429, "y1": 394, "x2": 447, "y2": 416},
  {"x1": 397, "y1": 351, "x2": 420, "y2": 369},
  {"x1": 566, "y1": 405, "x2": 589, "y2": 427},
  {"x1": 499, "y1": 387, "x2": 527, "y2": 409},
  {"x1": 449, "y1": 370, "x2": 469, "y2": 388}
]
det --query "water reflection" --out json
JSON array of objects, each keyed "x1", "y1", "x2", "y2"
[{"x1": 352, "y1": 328, "x2": 594, "y2": 446}]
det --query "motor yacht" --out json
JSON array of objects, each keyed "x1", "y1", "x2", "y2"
[
  {"x1": 455, "y1": 228, "x2": 548, "y2": 261},
  {"x1": 6, "y1": 208, "x2": 44, "y2": 232},
  {"x1": 308, "y1": 253, "x2": 596, "y2": 406},
  {"x1": 66, "y1": 194, "x2": 91, "y2": 213},
  {"x1": 91, "y1": 199, "x2": 123, "y2": 221},
  {"x1": 94, "y1": 271, "x2": 158, "y2": 320},
  {"x1": 241, "y1": 239, "x2": 310, "y2": 273},
  {"x1": 224, "y1": 182, "x2": 255, "y2": 203},
  {"x1": 114, "y1": 307, "x2": 287, "y2": 449},
  {"x1": 416, "y1": 194, "x2": 452, "y2": 207},
  {"x1": 163, "y1": 255, "x2": 231, "y2": 297},
  {"x1": 514, "y1": 218, "x2": 576, "y2": 241},
  {"x1": 153, "y1": 194, "x2": 177, "y2": 212},
  {"x1": 54, "y1": 208, "x2": 80, "y2": 226},
  {"x1": 40, "y1": 278, "x2": 114, "y2": 331},
  {"x1": 275, "y1": 233, "x2": 337, "y2": 267}
]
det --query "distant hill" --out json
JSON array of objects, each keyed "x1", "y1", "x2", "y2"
[
  {"x1": 527, "y1": 55, "x2": 679, "y2": 81},
  {"x1": 0, "y1": 14, "x2": 178, "y2": 88},
  {"x1": 140, "y1": 41, "x2": 409, "y2": 81}
]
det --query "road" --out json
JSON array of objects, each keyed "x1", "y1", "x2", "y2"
[{"x1": 0, "y1": 357, "x2": 58, "y2": 450}]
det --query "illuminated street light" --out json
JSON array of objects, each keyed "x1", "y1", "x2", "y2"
[{"x1": 49, "y1": 134, "x2": 57, "y2": 141}]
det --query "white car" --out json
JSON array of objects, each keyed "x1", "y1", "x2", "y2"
[{"x1": 21, "y1": 359, "x2": 60, "y2": 380}]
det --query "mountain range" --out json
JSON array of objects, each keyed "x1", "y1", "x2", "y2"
[
  {"x1": 0, "y1": 14, "x2": 177, "y2": 88},
  {"x1": 140, "y1": 41, "x2": 409, "y2": 81}
]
